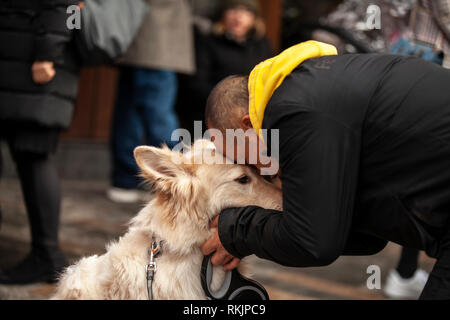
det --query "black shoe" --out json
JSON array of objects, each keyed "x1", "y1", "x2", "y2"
[{"x1": 0, "y1": 250, "x2": 67, "y2": 285}]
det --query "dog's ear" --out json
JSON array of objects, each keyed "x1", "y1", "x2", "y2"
[{"x1": 134, "y1": 145, "x2": 191, "y2": 188}]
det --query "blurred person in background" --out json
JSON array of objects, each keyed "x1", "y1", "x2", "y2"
[
  {"x1": 392, "y1": 0, "x2": 450, "y2": 68},
  {"x1": 319, "y1": 0, "x2": 450, "y2": 299},
  {"x1": 384, "y1": 247, "x2": 429, "y2": 299},
  {"x1": 0, "y1": 0, "x2": 81, "y2": 284},
  {"x1": 176, "y1": 0, "x2": 273, "y2": 136},
  {"x1": 107, "y1": 0, "x2": 195, "y2": 203}
]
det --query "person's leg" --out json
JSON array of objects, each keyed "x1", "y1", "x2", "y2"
[
  {"x1": 0, "y1": 149, "x2": 65, "y2": 284},
  {"x1": 111, "y1": 67, "x2": 145, "y2": 190},
  {"x1": 396, "y1": 247, "x2": 420, "y2": 278},
  {"x1": 135, "y1": 69, "x2": 180, "y2": 149},
  {"x1": 15, "y1": 151, "x2": 62, "y2": 256},
  {"x1": 384, "y1": 247, "x2": 428, "y2": 299}
]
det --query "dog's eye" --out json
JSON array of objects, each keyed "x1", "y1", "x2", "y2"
[{"x1": 235, "y1": 175, "x2": 250, "y2": 184}]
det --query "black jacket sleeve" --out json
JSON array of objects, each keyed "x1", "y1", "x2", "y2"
[
  {"x1": 218, "y1": 108, "x2": 362, "y2": 267},
  {"x1": 342, "y1": 232, "x2": 388, "y2": 255},
  {"x1": 34, "y1": 0, "x2": 79, "y2": 63}
]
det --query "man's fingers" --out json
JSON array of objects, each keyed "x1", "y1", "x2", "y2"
[
  {"x1": 201, "y1": 220, "x2": 236, "y2": 268},
  {"x1": 210, "y1": 248, "x2": 232, "y2": 266},
  {"x1": 222, "y1": 254, "x2": 233, "y2": 265},
  {"x1": 203, "y1": 216, "x2": 218, "y2": 254},
  {"x1": 201, "y1": 228, "x2": 238, "y2": 268},
  {"x1": 224, "y1": 258, "x2": 241, "y2": 271},
  {"x1": 201, "y1": 234, "x2": 219, "y2": 255},
  {"x1": 209, "y1": 216, "x2": 219, "y2": 228}
]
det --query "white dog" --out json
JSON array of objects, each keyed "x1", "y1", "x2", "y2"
[{"x1": 52, "y1": 140, "x2": 282, "y2": 299}]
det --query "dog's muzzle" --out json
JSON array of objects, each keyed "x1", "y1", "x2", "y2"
[{"x1": 200, "y1": 255, "x2": 269, "y2": 300}]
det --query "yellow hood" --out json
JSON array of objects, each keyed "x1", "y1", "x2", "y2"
[{"x1": 248, "y1": 40, "x2": 338, "y2": 136}]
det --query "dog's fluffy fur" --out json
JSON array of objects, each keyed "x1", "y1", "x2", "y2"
[{"x1": 52, "y1": 140, "x2": 282, "y2": 300}]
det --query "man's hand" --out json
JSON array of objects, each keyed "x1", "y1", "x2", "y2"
[
  {"x1": 201, "y1": 216, "x2": 241, "y2": 270},
  {"x1": 32, "y1": 61, "x2": 56, "y2": 84}
]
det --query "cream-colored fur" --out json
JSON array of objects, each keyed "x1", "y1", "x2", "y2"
[{"x1": 52, "y1": 140, "x2": 282, "y2": 300}]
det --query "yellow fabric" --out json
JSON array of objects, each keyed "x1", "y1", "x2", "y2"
[{"x1": 248, "y1": 40, "x2": 338, "y2": 137}]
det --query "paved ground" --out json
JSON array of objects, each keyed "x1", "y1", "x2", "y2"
[{"x1": 0, "y1": 177, "x2": 436, "y2": 300}]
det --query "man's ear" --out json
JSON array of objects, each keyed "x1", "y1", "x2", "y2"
[
  {"x1": 134, "y1": 146, "x2": 189, "y2": 187},
  {"x1": 240, "y1": 114, "x2": 253, "y2": 131}
]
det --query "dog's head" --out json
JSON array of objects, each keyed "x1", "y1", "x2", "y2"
[{"x1": 132, "y1": 140, "x2": 282, "y2": 254}]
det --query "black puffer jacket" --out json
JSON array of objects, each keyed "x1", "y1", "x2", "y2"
[{"x1": 0, "y1": 0, "x2": 80, "y2": 129}]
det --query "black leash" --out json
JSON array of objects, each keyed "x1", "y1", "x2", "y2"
[
  {"x1": 146, "y1": 242, "x2": 269, "y2": 300},
  {"x1": 200, "y1": 254, "x2": 269, "y2": 300}
]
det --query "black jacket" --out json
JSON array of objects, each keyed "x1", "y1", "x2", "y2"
[
  {"x1": 0, "y1": 0, "x2": 80, "y2": 129},
  {"x1": 219, "y1": 54, "x2": 450, "y2": 267},
  {"x1": 191, "y1": 30, "x2": 272, "y2": 102}
]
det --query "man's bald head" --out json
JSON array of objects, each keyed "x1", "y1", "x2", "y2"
[{"x1": 205, "y1": 75, "x2": 250, "y2": 131}]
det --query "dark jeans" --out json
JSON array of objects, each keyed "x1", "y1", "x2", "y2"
[{"x1": 111, "y1": 67, "x2": 179, "y2": 189}]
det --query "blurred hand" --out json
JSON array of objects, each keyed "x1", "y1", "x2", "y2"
[
  {"x1": 201, "y1": 216, "x2": 241, "y2": 270},
  {"x1": 32, "y1": 61, "x2": 56, "y2": 84}
]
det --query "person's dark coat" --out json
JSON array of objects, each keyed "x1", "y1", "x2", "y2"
[
  {"x1": 219, "y1": 54, "x2": 450, "y2": 266},
  {"x1": 0, "y1": 0, "x2": 80, "y2": 130},
  {"x1": 176, "y1": 26, "x2": 273, "y2": 133}
]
